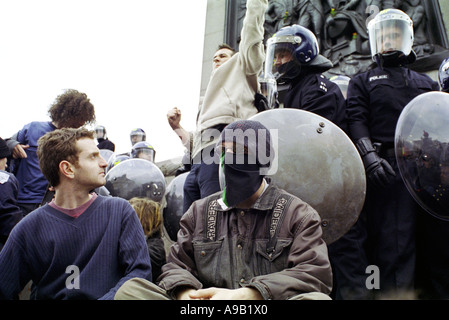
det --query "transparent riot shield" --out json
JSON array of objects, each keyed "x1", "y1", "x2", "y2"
[
  {"x1": 395, "y1": 91, "x2": 449, "y2": 220},
  {"x1": 105, "y1": 158, "x2": 166, "y2": 203},
  {"x1": 163, "y1": 172, "x2": 189, "y2": 241},
  {"x1": 249, "y1": 109, "x2": 366, "y2": 244}
]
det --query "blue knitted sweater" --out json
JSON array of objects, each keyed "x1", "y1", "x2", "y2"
[{"x1": 0, "y1": 195, "x2": 152, "y2": 299}]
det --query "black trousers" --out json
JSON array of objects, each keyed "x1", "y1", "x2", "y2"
[{"x1": 329, "y1": 156, "x2": 417, "y2": 299}]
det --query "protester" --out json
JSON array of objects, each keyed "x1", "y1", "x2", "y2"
[
  {"x1": 114, "y1": 120, "x2": 332, "y2": 300},
  {"x1": 6, "y1": 89, "x2": 96, "y2": 216},
  {"x1": 129, "y1": 197, "x2": 166, "y2": 281},
  {"x1": 167, "y1": 0, "x2": 268, "y2": 213},
  {"x1": 0, "y1": 128, "x2": 152, "y2": 299}
]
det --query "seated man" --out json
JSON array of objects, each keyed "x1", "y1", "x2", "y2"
[
  {"x1": 115, "y1": 120, "x2": 332, "y2": 300},
  {"x1": 0, "y1": 128, "x2": 152, "y2": 300}
]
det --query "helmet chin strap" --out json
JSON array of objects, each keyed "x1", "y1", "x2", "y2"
[{"x1": 375, "y1": 50, "x2": 416, "y2": 68}]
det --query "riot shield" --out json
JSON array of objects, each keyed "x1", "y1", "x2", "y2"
[
  {"x1": 249, "y1": 109, "x2": 366, "y2": 244},
  {"x1": 395, "y1": 91, "x2": 449, "y2": 220},
  {"x1": 163, "y1": 172, "x2": 189, "y2": 241},
  {"x1": 105, "y1": 158, "x2": 166, "y2": 203}
]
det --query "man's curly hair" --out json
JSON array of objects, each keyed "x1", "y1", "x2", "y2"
[{"x1": 48, "y1": 89, "x2": 96, "y2": 128}]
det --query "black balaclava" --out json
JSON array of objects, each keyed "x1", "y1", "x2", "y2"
[
  {"x1": 375, "y1": 50, "x2": 417, "y2": 68},
  {"x1": 220, "y1": 153, "x2": 263, "y2": 208},
  {"x1": 217, "y1": 120, "x2": 274, "y2": 208}
]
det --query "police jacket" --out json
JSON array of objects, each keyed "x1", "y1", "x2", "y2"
[
  {"x1": 347, "y1": 64, "x2": 440, "y2": 145},
  {"x1": 157, "y1": 184, "x2": 332, "y2": 300},
  {"x1": 281, "y1": 70, "x2": 348, "y2": 132},
  {"x1": 97, "y1": 138, "x2": 115, "y2": 152}
]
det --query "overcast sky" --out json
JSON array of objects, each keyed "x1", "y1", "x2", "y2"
[{"x1": 0, "y1": 0, "x2": 207, "y2": 162}]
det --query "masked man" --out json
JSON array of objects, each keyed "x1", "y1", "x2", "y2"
[{"x1": 114, "y1": 120, "x2": 332, "y2": 300}]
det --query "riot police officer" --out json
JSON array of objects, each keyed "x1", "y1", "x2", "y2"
[
  {"x1": 131, "y1": 141, "x2": 156, "y2": 163},
  {"x1": 330, "y1": 9, "x2": 440, "y2": 299},
  {"x1": 95, "y1": 125, "x2": 115, "y2": 152},
  {"x1": 439, "y1": 57, "x2": 449, "y2": 93},
  {"x1": 130, "y1": 128, "x2": 146, "y2": 146},
  {"x1": 263, "y1": 24, "x2": 347, "y2": 132}
]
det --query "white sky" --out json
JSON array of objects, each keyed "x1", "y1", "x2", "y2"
[{"x1": 0, "y1": 0, "x2": 207, "y2": 162}]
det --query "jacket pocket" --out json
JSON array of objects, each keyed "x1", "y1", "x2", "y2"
[
  {"x1": 254, "y1": 239, "x2": 292, "y2": 275},
  {"x1": 193, "y1": 239, "x2": 224, "y2": 287},
  {"x1": 409, "y1": 78, "x2": 436, "y2": 92}
]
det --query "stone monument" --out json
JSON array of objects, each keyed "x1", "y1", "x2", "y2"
[{"x1": 224, "y1": 0, "x2": 449, "y2": 77}]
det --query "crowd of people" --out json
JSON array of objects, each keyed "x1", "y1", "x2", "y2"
[{"x1": 0, "y1": 0, "x2": 449, "y2": 301}]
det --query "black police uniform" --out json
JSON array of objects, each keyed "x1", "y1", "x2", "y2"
[
  {"x1": 329, "y1": 63, "x2": 439, "y2": 299},
  {"x1": 0, "y1": 171, "x2": 22, "y2": 250},
  {"x1": 97, "y1": 138, "x2": 115, "y2": 152},
  {"x1": 280, "y1": 70, "x2": 348, "y2": 132}
]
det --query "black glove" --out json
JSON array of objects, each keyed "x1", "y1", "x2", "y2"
[
  {"x1": 356, "y1": 137, "x2": 396, "y2": 189},
  {"x1": 254, "y1": 92, "x2": 269, "y2": 113}
]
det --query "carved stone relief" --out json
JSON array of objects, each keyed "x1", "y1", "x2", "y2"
[{"x1": 226, "y1": 0, "x2": 449, "y2": 77}]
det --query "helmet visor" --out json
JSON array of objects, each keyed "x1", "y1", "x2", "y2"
[
  {"x1": 368, "y1": 13, "x2": 413, "y2": 58},
  {"x1": 264, "y1": 36, "x2": 298, "y2": 79},
  {"x1": 135, "y1": 148, "x2": 155, "y2": 162},
  {"x1": 130, "y1": 132, "x2": 145, "y2": 145},
  {"x1": 95, "y1": 127, "x2": 105, "y2": 139}
]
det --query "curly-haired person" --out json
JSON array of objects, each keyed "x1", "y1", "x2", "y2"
[{"x1": 5, "y1": 89, "x2": 96, "y2": 216}]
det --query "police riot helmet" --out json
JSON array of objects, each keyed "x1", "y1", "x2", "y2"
[
  {"x1": 95, "y1": 125, "x2": 107, "y2": 140},
  {"x1": 131, "y1": 141, "x2": 156, "y2": 162},
  {"x1": 439, "y1": 58, "x2": 449, "y2": 93},
  {"x1": 106, "y1": 153, "x2": 130, "y2": 173},
  {"x1": 264, "y1": 25, "x2": 332, "y2": 83},
  {"x1": 368, "y1": 9, "x2": 414, "y2": 62},
  {"x1": 130, "y1": 128, "x2": 146, "y2": 146}
]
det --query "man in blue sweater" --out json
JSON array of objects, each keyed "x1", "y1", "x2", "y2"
[{"x1": 0, "y1": 128, "x2": 152, "y2": 300}]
